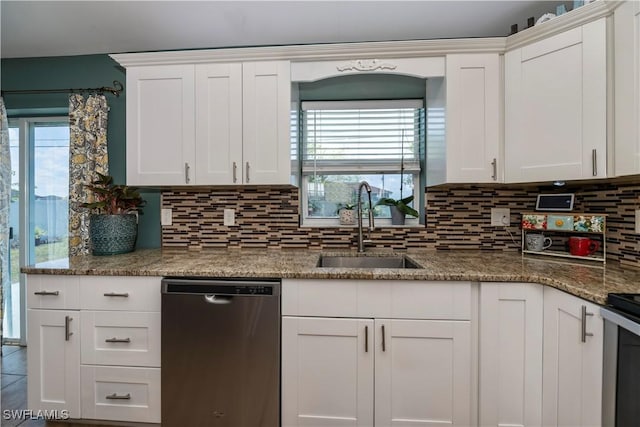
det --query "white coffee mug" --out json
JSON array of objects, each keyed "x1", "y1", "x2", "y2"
[{"x1": 525, "y1": 233, "x2": 552, "y2": 251}]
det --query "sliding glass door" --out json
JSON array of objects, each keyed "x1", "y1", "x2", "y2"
[{"x1": 4, "y1": 117, "x2": 69, "y2": 345}]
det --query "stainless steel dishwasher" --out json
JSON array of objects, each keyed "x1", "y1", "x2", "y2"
[{"x1": 161, "y1": 277, "x2": 281, "y2": 427}]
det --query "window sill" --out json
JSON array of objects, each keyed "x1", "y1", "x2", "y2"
[{"x1": 300, "y1": 218, "x2": 422, "y2": 229}]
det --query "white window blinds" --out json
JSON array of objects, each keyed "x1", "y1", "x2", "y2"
[{"x1": 301, "y1": 100, "x2": 424, "y2": 174}]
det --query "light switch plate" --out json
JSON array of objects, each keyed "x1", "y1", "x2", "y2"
[
  {"x1": 160, "y1": 208, "x2": 172, "y2": 226},
  {"x1": 224, "y1": 209, "x2": 235, "y2": 226},
  {"x1": 491, "y1": 208, "x2": 510, "y2": 226}
]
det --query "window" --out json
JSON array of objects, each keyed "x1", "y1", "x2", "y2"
[
  {"x1": 299, "y1": 100, "x2": 425, "y2": 226},
  {"x1": 4, "y1": 117, "x2": 69, "y2": 344}
]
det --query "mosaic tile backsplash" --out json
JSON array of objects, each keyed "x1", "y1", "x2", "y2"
[{"x1": 161, "y1": 179, "x2": 640, "y2": 268}]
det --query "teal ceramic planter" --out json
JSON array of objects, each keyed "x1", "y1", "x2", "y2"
[{"x1": 89, "y1": 214, "x2": 138, "y2": 255}]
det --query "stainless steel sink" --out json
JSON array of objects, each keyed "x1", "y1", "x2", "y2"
[{"x1": 317, "y1": 255, "x2": 421, "y2": 269}]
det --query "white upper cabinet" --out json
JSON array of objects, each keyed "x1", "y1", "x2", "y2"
[
  {"x1": 126, "y1": 60, "x2": 291, "y2": 186},
  {"x1": 613, "y1": 0, "x2": 640, "y2": 176},
  {"x1": 443, "y1": 53, "x2": 502, "y2": 184},
  {"x1": 241, "y1": 61, "x2": 292, "y2": 184},
  {"x1": 126, "y1": 65, "x2": 196, "y2": 186},
  {"x1": 194, "y1": 63, "x2": 243, "y2": 184},
  {"x1": 505, "y1": 18, "x2": 608, "y2": 183}
]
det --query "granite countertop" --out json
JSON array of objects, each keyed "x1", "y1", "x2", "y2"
[{"x1": 21, "y1": 248, "x2": 640, "y2": 305}]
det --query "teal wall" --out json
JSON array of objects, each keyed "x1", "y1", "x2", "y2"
[
  {"x1": 298, "y1": 74, "x2": 426, "y2": 101},
  {"x1": 1, "y1": 54, "x2": 161, "y2": 248}
]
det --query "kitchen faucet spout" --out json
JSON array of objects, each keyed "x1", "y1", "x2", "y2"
[{"x1": 357, "y1": 181, "x2": 375, "y2": 253}]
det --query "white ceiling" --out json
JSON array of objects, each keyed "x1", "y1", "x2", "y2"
[{"x1": 1, "y1": 1, "x2": 570, "y2": 59}]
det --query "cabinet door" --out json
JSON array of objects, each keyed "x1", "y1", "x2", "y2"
[
  {"x1": 446, "y1": 53, "x2": 501, "y2": 183},
  {"x1": 375, "y1": 319, "x2": 472, "y2": 427},
  {"x1": 480, "y1": 282, "x2": 543, "y2": 427},
  {"x1": 505, "y1": 19, "x2": 607, "y2": 183},
  {"x1": 281, "y1": 316, "x2": 374, "y2": 427},
  {"x1": 242, "y1": 61, "x2": 292, "y2": 184},
  {"x1": 542, "y1": 287, "x2": 603, "y2": 427},
  {"x1": 27, "y1": 309, "x2": 80, "y2": 418},
  {"x1": 195, "y1": 63, "x2": 243, "y2": 184},
  {"x1": 614, "y1": 0, "x2": 640, "y2": 176},
  {"x1": 126, "y1": 65, "x2": 195, "y2": 185}
]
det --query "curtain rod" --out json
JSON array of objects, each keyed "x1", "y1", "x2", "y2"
[{"x1": 1, "y1": 80, "x2": 124, "y2": 97}]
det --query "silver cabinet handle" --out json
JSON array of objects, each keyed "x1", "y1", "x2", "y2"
[
  {"x1": 581, "y1": 305, "x2": 594, "y2": 342},
  {"x1": 381, "y1": 324, "x2": 386, "y2": 352},
  {"x1": 105, "y1": 337, "x2": 131, "y2": 343},
  {"x1": 34, "y1": 290, "x2": 59, "y2": 296},
  {"x1": 491, "y1": 158, "x2": 497, "y2": 181},
  {"x1": 185, "y1": 162, "x2": 191, "y2": 184},
  {"x1": 106, "y1": 393, "x2": 131, "y2": 400},
  {"x1": 365, "y1": 325, "x2": 369, "y2": 353},
  {"x1": 103, "y1": 292, "x2": 129, "y2": 298},
  {"x1": 233, "y1": 161, "x2": 238, "y2": 183},
  {"x1": 64, "y1": 316, "x2": 73, "y2": 341},
  {"x1": 246, "y1": 162, "x2": 250, "y2": 183},
  {"x1": 592, "y1": 149, "x2": 597, "y2": 176}
]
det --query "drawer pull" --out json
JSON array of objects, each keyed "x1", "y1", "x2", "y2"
[
  {"x1": 105, "y1": 337, "x2": 131, "y2": 344},
  {"x1": 34, "y1": 290, "x2": 59, "y2": 296},
  {"x1": 381, "y1": 324, "x2": 386, "y2": 352},
  {"x1": 103, "y1": 292, "x2": 129, "y2": 298},
  {"x1": 106, "y1": 393, "x2": 131, "y2": 400}
]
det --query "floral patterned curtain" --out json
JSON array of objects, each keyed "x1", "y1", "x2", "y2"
[
  {"x1": 0, "y1": 98, "x2": 11, "y2": 348},
  {"x1": 68, "y1": 94, "x2": 109, "y2": 256}
]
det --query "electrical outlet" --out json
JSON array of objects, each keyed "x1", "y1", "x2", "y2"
[
  {"x1": 160, "y1": 208, "x2": 172, "y2": 226},
  {"x1": 224, "y1": 209, "x2": 235, "y2": 226},
  {"x1": 635, "y1": 209, "x2": 640, "y2": 234},
  {"x1": 491, "y1": 208, "x2": 510, "y2": 226}
]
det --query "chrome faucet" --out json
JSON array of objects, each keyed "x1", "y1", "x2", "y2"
[{"x1": 357, "y1": 181, "x2": 375, "y2": 253}]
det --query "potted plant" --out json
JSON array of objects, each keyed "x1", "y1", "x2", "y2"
[
  {"x1": 376, "y1": 195, "x2": 419, "y2": 225},
  {"x1": 336, "y1": 203, "x2": 356, "y2": 225},
  {"x1": 81, "y1": 173, "x2": 146, "y2": 255}
]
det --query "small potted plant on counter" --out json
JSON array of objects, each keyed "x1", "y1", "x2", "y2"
[
  {"x1": 81, "y1": 173, "x2": 146, "y2": 255},
  {"x1": 376, "y1": 195, "x2": 419, "y2": 225},
  {"x1": 337, "y1": 203, "x2": 356, "y2": 225}
]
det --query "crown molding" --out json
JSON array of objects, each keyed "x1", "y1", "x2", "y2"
[
  {"x1": 505, "y1": 0, "x2": 619, "y2": 50},
  {"x1": 110, "y1": 38, "x2": 506, "y2": 67}
]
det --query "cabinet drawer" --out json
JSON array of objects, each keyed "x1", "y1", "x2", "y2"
[
  {"x1": 80, "y1": 365, "x2": 160, "y2": 423},
  {"x1": 81, "y1": 311, "x2": 161, "y2": 367},
  {"x1": 79, "y1": 276, "x2": 161, "y2": 311},
  {"x1": 283, "y1": 280, "x2": 472, "y2": 320},
  {"x1": 27, "y1": 275, "x2": 80, "y2": 310}
]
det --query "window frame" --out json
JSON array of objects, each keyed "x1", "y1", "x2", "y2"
[{"x1": 298, "y1": 99, "x2": 424, "y2": 228}]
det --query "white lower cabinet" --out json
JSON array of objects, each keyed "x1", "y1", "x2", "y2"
[
  {"x1": 542, "y1": 286, "x2": 603, "y2": 427},
  {"x1": 281, "y1": 280, "x2": 474, "y2": 427},
  {"x1": 282, "y1": 317, "x2": 374, "y2": 426},
  {"x1": 479, "y1": 282, "x2": 544, "y2": 427},
  {"x1": 375, "y1": 319, "x2": 472, "y2": 426},
  {"x1": 480, "y1": 283, "x2": 604, "y2": 427},
  {"x1": 26, "y1": 275, "x2": 161, "y2": 424},
  {"x1": 27, "y1": 309, "x2": 81, "y2": 418}
]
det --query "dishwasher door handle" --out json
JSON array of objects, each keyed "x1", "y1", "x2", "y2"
[{"x1": 204, "y1": 294, "x2": 233, "y2": 304}]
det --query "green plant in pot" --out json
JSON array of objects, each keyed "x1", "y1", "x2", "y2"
[
  {"x1": 81, "y1": 173, "x2": 146, "y2": 256},
  {"x1": 376, "y1": 195, "x2": 419, "y2": 225}
]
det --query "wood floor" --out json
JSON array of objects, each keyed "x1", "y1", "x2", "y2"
[
  {"x1": 1, "y1": 345, "x2": 141, "y2": 427},
  {"x1": 1, "y1": 345, "x2": 44, "y2": 426}
]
